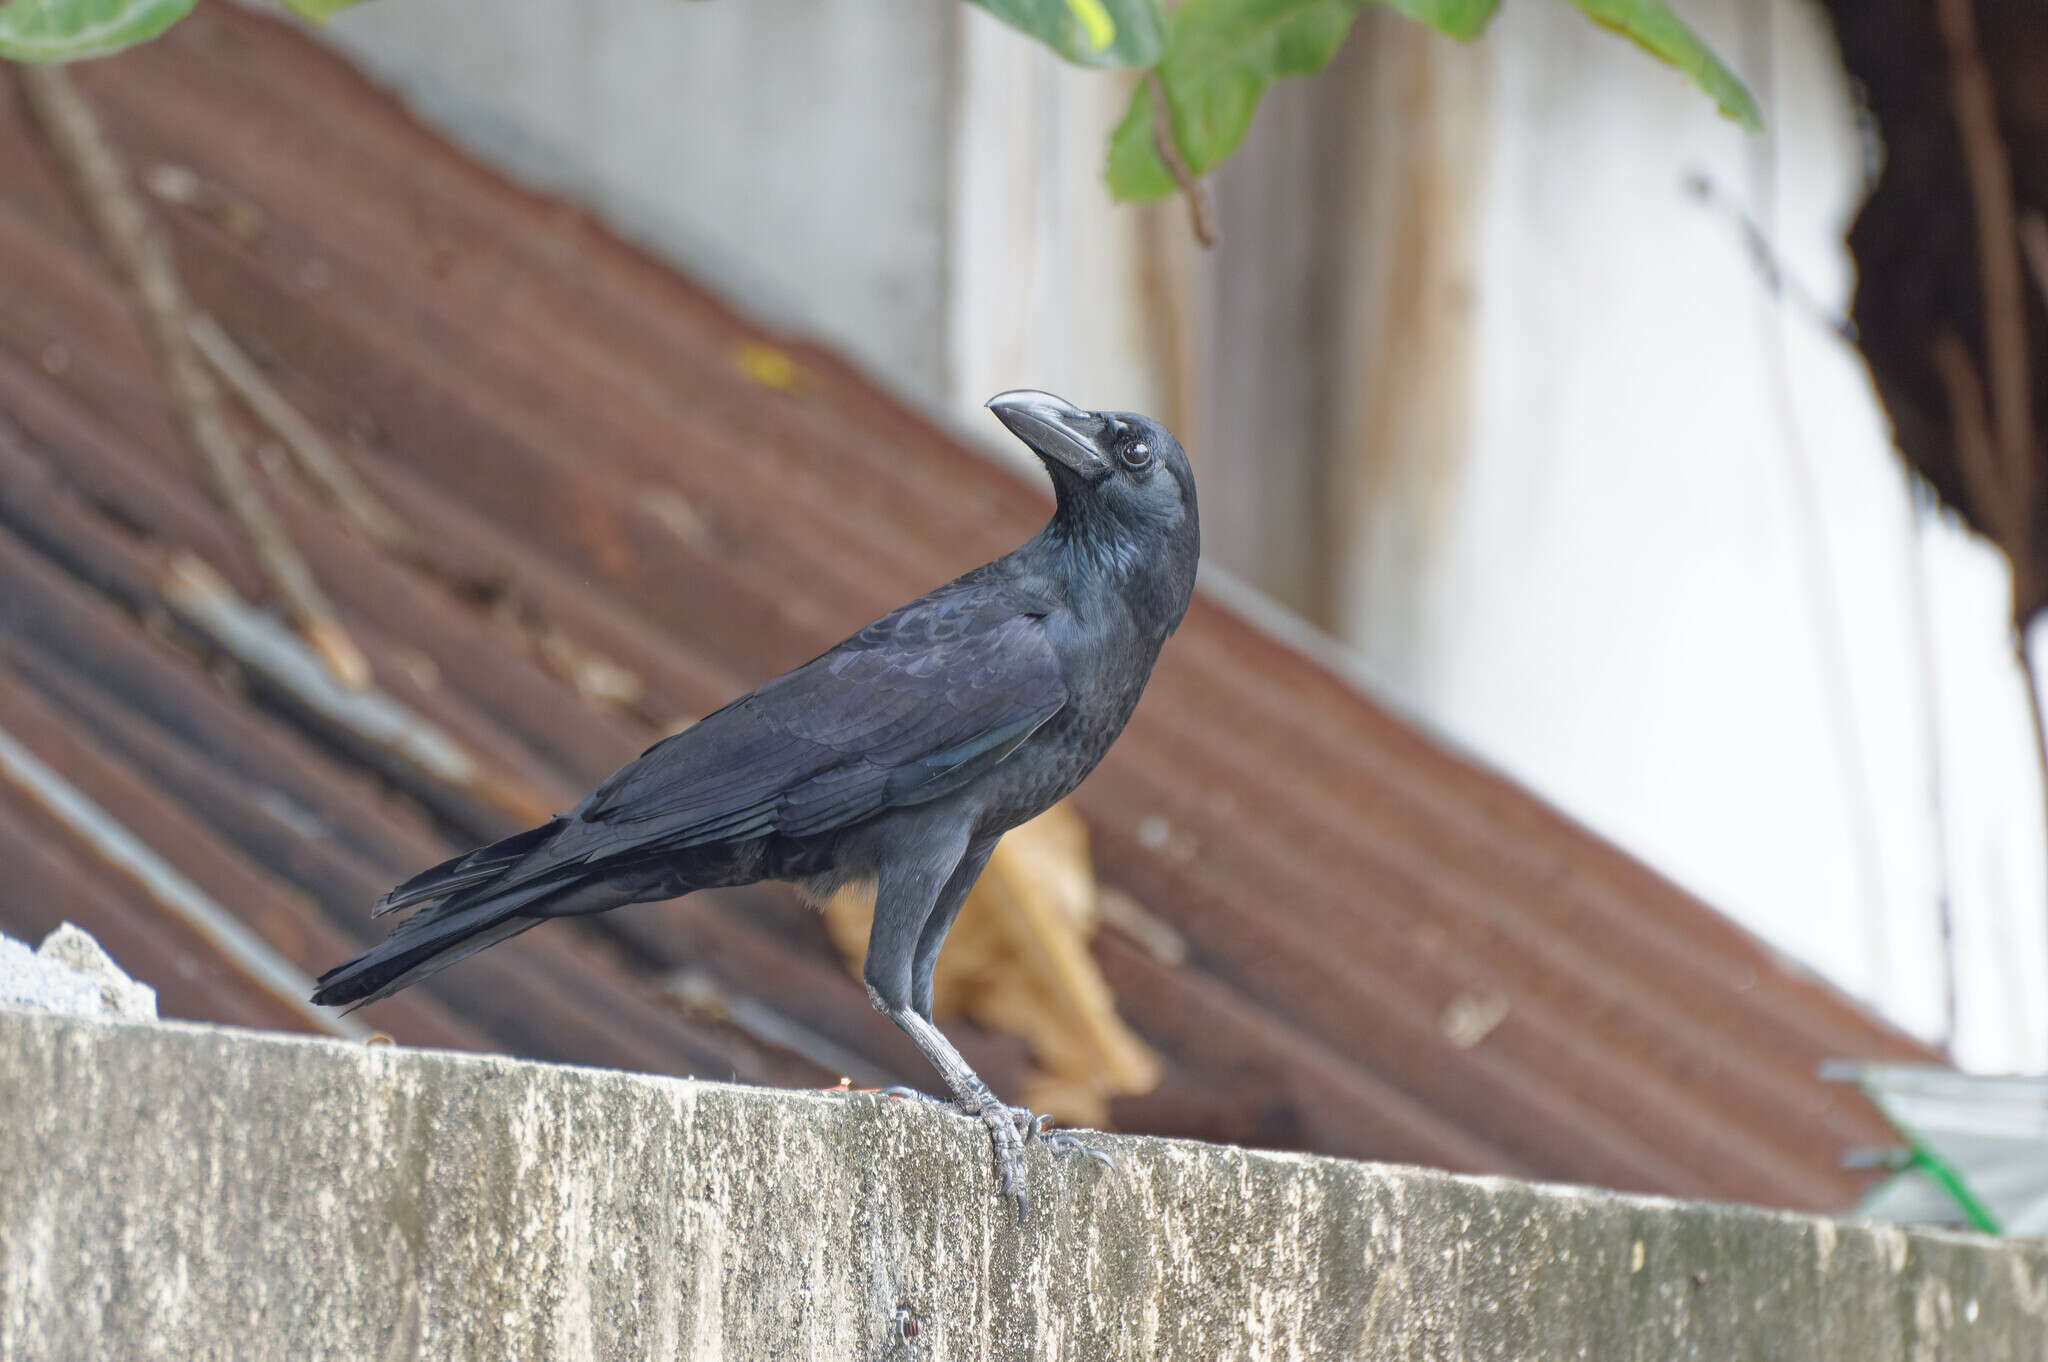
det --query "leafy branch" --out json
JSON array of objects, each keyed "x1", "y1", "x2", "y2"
[
  {"x1": 1104, "y1": 0, "x2": 1759, "y2": 212},
  {"x1": 0, "y1": 0, "x2": 1760, "y2": 229}
]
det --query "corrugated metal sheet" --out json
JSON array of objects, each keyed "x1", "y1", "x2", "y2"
[{"x1": 0, "y1": 2, "x2": 1934, "y2": 1211}]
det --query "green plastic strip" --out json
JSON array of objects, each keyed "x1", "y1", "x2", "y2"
[{"x1": 1908, "y1": 1138, "x2": 2003, "y2": 1237}]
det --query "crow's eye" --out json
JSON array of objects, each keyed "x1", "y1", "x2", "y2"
[{"x1": 1121, "y1": 441, "x2": 1152, "y2": 471}]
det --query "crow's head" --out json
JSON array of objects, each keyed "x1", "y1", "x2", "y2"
[
  {"x1": 986, "y1": 389, "x2": 1197, "y2": 550},
  {"x1": 987, "y1": 389, "x2": 1199, "y2": 630}
]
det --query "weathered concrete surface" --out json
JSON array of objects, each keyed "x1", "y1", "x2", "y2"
[
  {"x1": 0, "y1": 927, "x2": 155, "y2": 1022},
  {"x1": 2, "y1": 1008, "x2": 2043, "y2": 1361}
]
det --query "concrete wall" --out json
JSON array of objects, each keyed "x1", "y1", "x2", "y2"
[{"x1": 4, "y1": 1007, "x2": 2045, "y2": 1360}]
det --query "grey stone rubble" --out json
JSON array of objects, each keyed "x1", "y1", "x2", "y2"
[
  {"x1": 0, "y1": 924, "x2": 155, "y2": 1021},
  {"x1": 2, "y1": 1008, "x2": 2044, "y2": 1361}
]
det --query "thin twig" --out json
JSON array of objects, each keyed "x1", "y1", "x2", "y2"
[
  {"x1": 1903, "y1": 480, "x2": 1962, "y2": 1052},
  {"x1": 1931, "y1": 328, "x2": 2020, "y2": 549},
  {"x1": 1682, "y1": 172, "x2": 1856, "y2": 345},
  {"x1": 1933, "y1": 0, "x2": 2048, "y2": 1030},
  {"x1": 1933, "y1": 326, "x2": 2048, "y2": 1027},
  {"x1": 187, "y1": 315, "x2": 508, "y2": 604},
  {"x1": 1935, "y1": 0, "x2": 2035, "y2": 604},
  {"x1": 1147, "y1": 73, "x2": 1216, "y2": 249},
  {"x1": 2021, "y1": 211, "x2": 2048, "y2": 316},
  {"x1": 1762, "y1": 297, "x2": 1896, "y2": 995},
  {"x1": 2019, "y1": 624, "x2": 2048, "y2": 876},
  {"x1": 14, "y1": 65, "x2": 369, "y2": 689},
  {"x1": 186, "y1": 315, "x2": 416, "y2": 551},
  {"x1": 1735, "y1": 33, "x2": 1895, "y2": 997}
]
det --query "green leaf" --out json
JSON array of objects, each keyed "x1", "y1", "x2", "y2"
[
  {"x1": 1385, "y1": 0, "x2": 1499, "y2": 42},
  {"x1": 1106, "y1": 0, "x2": 1368, "y2": 201},
  {"x1": 276, "y1": 0, "x2": 374, "y2": 20},
  {"x1": 1567, "y1": 0, "x2": 1761, "y2": 130},
  {"x1": 1106, "y1": 92, "x2": 1174, "y2": 202},
  {"x1": 968, "y1": 0, "x2": 1167, "y2": 67},
  {"x1": 0, "y1": 0, "x2": 194, "y2": 62}
]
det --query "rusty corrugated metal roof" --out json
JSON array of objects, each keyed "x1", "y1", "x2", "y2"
[{"x1": 0, "y1": 2, "x2": 1934, "y2": 1211}]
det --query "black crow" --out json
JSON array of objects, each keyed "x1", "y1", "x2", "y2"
[{"x1": 312, "y1": 390, "x2": 1200, "y2": 1218}]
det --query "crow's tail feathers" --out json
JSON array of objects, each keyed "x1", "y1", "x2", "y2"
[
  {"x1": 372, "y1": 818, "x2": 566, "y2": 917},
  {"x1": 311, "y1": 907, "x2": 542, "y2": 1011},
  {"x1": 314, "y1": 818, "x2": 688, "y2": 1009},
  {"x1": 311, "y1": 879, "x2": 562, "y2": 1010},
  {"x1": 312, "y1": 820, "x2": 576, "y2": 1010}
]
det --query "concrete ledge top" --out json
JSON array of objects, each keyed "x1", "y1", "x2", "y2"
[{"x1": 3, "y1": 1006, "x2": 2044, "y2": 1361}]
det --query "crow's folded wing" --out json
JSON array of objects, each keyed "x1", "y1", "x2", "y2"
[{"x1": 543, "y1": 589, "x2": 1066, "y2": 866}]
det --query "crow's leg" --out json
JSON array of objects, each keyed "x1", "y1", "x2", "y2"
[
  {"x1": 910, "y1": 835, "x2": 998, "y2": 1024},
  {"x1": 871, "y1": 830, "x2": 1115, "y2": 1213},
  {"x1": 865, "y1": 826, "x2": 1050, "y2": 1218},
  {"x1": 861, "y1": 820, "x2": 984, "y2": 1030}
]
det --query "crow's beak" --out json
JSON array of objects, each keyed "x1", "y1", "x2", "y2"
[{"x1": 987, "y1": 390, "x2": 1112, "y2": 481}]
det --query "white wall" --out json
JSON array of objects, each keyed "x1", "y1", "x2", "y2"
[
  {"x1": 325, "y1": 0, "x2": 959, "y2": 401},
  {"x1": 1391, "y1": 0, "x2": 2047, "y2": 1069},
  {"x1": 945, "y1": 15, "x2": 1186, "y2": 437}
]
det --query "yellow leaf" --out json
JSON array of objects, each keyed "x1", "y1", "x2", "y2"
[
  {"x1": 1065, "y1": 0, "x2": 1116, "y2": 51},
  {"x1": 732, "y1": 340, "x2": 800, "y2": 391}
]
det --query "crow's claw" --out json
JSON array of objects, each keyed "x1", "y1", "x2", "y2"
[
  {"x1": 978, "y1": 1102, "x2": 1031, "y2": 1223},
  {"x1": 880, "y1": 1084, "x2": 940, "y2": 1104},
  {"x1": 1043, "y1": 1128, "x2": 1119, "y2": 1170},
  {"x1": 1026, "y1": 1111, "x2": 1118, "y2": 1170}
]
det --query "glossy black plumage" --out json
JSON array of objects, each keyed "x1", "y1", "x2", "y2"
[{"x1": 312, "y1": 391, "x2": 1199, "y2": 1217}]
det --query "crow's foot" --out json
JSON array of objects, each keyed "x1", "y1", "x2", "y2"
[
  {"x1": 978, "y1": 1101, "x2": 1031, "y2": 1220},
  {"x1": 881, "y1": 1087, "x2": 1114, "y2": 1218},
  {"x1": 883, "y1": 1087, "x2": 1104, "y2": 1150}
]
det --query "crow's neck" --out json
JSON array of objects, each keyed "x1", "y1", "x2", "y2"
[
  {"x1": 1044, "y1": 498, "x2": 1136, "y2": 578},
  {"x1": 1035, "y1": 504, "x2": 1194, "y2": 639}
]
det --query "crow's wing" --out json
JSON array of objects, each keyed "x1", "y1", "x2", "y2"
[{"x1": 543, "y1": 586, "x2": 1066, "y2": 867}]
